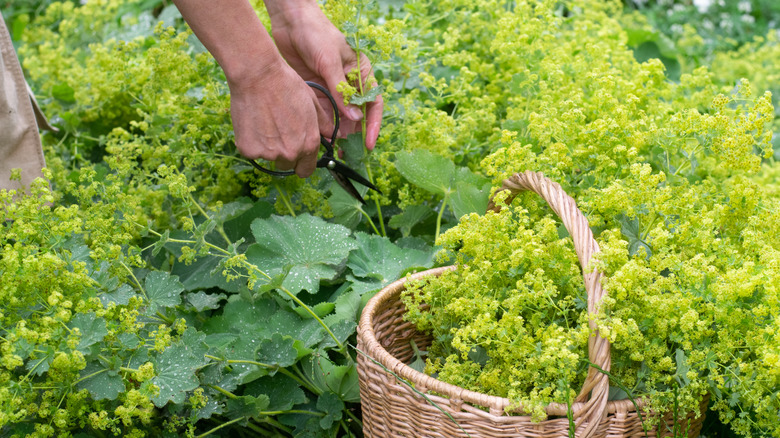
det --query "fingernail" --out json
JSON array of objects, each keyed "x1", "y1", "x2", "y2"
[{"x1": 348, "y1": 108, "x2": 363, "y2": 121}]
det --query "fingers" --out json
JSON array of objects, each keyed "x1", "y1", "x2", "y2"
[
  {"x1": 263, "y1": 124, "x2": 319, "y2": 178},
  {"x1": 276, "y1": 103, "x2": 321, "y2": 178},
  {"x1": 292, "y1": 130, "x2": 319, "y2": 178},
  {"x1": 364, "y1": 94, "x2": 384, "y2": 150},
  {"x1": 313, "y1": 94, "x2": 336, "y2": 139},
  {"x1": 320, "y1": 62, "x2": 364, "y2": 124}
]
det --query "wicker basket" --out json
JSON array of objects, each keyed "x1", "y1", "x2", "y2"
[{"x1": 357, "y1": 171, "x2": 708, "y2": 438}]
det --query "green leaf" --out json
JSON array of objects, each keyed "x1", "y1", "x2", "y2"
[
  {"x1": 304, "y1": 355, "x2": 360, "y2": 403},
  {"x1": 328, "y1": 188, "x2": 364, "y2": 229},
  {"x1": 674, "y1": 349, "x2": 691, "y2": 387},
  {"x1": 156, "y1": 3, "x2": 182, "y2": 28},
  {"x1": 328, "y1": 135, "x2": 373, "y2": 224},
  {"x1": 118, "y1": 333, "x2": 140, "y2": 349},
  {"x1": 349, "y1": 85, "x2": 383, "y2": 106},
  {"x1": 25, "y1": 349, "x2": 53, "y2": 377},
  {"x1": 317, "y1": 391, "x2": 344, "y2": 430},
  {"x1": 395, "y1": 150, "x2": 455, "y2": 196},
  {"x1": 145, "y1": 271, "x2": 185, "y2": 312},
  {"x1": 347, "y1": 277, "x2": 384, "y2": 296},
  {"x1": 222, "y1": 198, "x2": 274, "y2": 242},
  {"x1": 631, "y1": 41, "x2": 680, "y2": 81},
  {"x1": 388, "y1": 205, "x2": 434, "y2": 237},
  {"x1": 318, "y1": 319, "x2": 356, "y2": 350},
  {"x1": 256, "y1": 334, "x2": 298, "y2": 369},
  {"x1": 152, "y1": 229, "x2": 170, "y2": 257},
  {"x1": 449, "y1": 181, "x2": 492, "y2": 219},
  {"x1": 69, "y1": 313, "x2": 108, "y2": 351},
  {"x1": 52, "y1": 82, "x2": 75, "y2": 103},
  {"x1": 396, "y1": 150, "x2": 488, "y2": 213},
  {"x1": 90, "y1": 262, "x2": 120, "y2": 293},
  {"x1": 467, "y1": 345, "x2": 489, "y2": 366},
  {"x1": 63, "y1": 238, "x2": 91, "y2": 264},
  {"x1": 452, "y1": 166, "x2": 489, "y2": 188},
  {"x1": 267, "y1": 311, "x2": 325, "y2": 349},
  {"x1": 126, "y1": 347, "x2": 150, "y2": 371},
  {"x1": 618, "y1": 214, "x2": 652, "y2": 258},
  {"x1": 408, "y1": 339, "x2": 427, "y2": 373},
  {"x1": 347, "y1": 232, "x2": 434, "y2": 284},
  {"x1": 150, "y1": 330, "x2": 209, "y2": 407},
  {"x1": 100, "y1": 284, "x2": 136, "y2": 306},
  {"x1": 10, "y1": 15, "x2": 27, "y2": 41},
  {"x1": 323, "y1": 288, "x2": 361, "y2": 325},
  {"x1": 225, "y1": 394, "x2": 271, "y2": 420},
  {"x1": 203, "y1": 296, "x2": 326, "y2": 359},
  {"x1": 608, "y1": 386, "x2": 630, "y2": 401},
  {"x1": 187, "y1": 291, "x2": 227, "y2": 312},
  {"x1": 170, "y1": 250, "x2": 243, "y2": 293},
  {"x1": 346, "y1": 35, "x2": 372, "y2": 50},
  {"x1": 195, "y1": 396, "x2": 223, "y2": 421},
  {"x1": 293, "y1": 302, "x2": 335, "y2": 319},
  {"x1": 342, "y1": 21, "x2": 358, "y2": 34},
  {"x1": 246, "y1": 214, "x2": 358, "y2": 294},
  {"x1": 76, "y1": 362, "x2": 125, "y2": 400},
  {"x1": 244, "y1": 374, "x2": 307, "y2": 411},
  {"x1": 339, "y1": 133, "x2": 367, "y2": 169}
]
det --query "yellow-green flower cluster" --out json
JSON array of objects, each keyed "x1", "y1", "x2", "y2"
[
  {"x1": 394, "y1": 0, "x2": 778, "y2": 433},
  {"x1": 403, "y1": 206, "x2": 588, "y2": 421}
]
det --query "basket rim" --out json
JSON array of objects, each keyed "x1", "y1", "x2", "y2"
[{"x1": 358, "y1": 265, "x2": 643, "y2": 419}]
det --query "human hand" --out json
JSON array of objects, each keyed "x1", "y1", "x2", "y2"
[
  {"x1": 227, "y1": 59, "x2": 332, "y2": 178},
  {"x1": 173, "y1": 0, "x2": 335, "y2": 178},
  {"x1": 265, "y1": 0, "x2": 383, "y2": 150}
]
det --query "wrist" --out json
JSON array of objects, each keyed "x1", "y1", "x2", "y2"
[
  {"x1": 264, "y1": 0, "x2": 320, "y2": 26},
  {"x1": 224, "y1": 53, "x2": 287, "y2": 91}
]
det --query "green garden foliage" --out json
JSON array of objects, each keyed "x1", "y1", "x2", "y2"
[{"x1": 1, "y1": 0, "x2": 779, "y2": 436}]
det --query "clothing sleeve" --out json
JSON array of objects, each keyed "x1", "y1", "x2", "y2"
[{"x1": 0, "y1": 12, "x2": 47, "y2": 191}]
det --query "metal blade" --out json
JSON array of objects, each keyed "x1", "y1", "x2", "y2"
[
  {"x1": 330, "y1": 160, "x2": 382, "y2": 194},
  {"x1": 330, "y1": 169, "x2": 367, "y2": 204}
]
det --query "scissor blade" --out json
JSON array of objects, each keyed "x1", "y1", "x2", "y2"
[
  {"x1": 330, "y1": 169, "x2": 367, "y2": 204},
  {"x1": 330, "y1": 160, "x2": 382, "y2": 193}
]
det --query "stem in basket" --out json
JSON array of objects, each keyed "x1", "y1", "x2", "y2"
[
  {"x1": 352, "y1": 345, "x2": 473, "y2": 438},
  {"x1": 566, "y1": 396, "x2": 575, "y2": 438},
  {"x1": 588, "y1": 361, "x2": 649, "y2": 438}
]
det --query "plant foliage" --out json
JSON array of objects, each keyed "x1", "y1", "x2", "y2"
[{"x1": 1, "y1": 0, "x2": 779, "y2": 437}]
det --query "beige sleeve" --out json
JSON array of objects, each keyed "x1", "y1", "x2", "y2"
[{"x1": 0, "y1": 12, "x2": 47, "y2": 191}]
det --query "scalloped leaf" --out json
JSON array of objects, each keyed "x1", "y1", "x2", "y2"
[
  {"x1": 145, "y1": 271, "x2": 185, "y2": 311},
  {"x1": 347, "y1": 232, "x2": 434, "y2": 284},
  {"x1": 246, "y1": 214, "x2": 357, "y2": 294}
]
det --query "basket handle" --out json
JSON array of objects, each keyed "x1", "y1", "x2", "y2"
[{"x1": 488, "y1": 171, "x2": 610, "y2": 435}]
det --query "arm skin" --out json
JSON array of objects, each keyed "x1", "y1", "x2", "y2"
[{"x1": 172, "y1": 0, "x2": 383, "y2": 177}]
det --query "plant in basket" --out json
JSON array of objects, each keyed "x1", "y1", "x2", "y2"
[
  {"x1": 385, "y1": 98, "x2": 780, "y2": 438},
  {"x1": 363, "y1": 144, "x2": 780, "y2": 438},
  {"x1": 356, "y1": 0, "x2": 780, "y2": 436},
  {"x1": 382, "y1": 91, "x2": 780, "y2": 438}
]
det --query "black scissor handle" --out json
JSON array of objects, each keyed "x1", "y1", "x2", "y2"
[{"x1": 307, "y1": 81, "x2": 339, "y2": 151}]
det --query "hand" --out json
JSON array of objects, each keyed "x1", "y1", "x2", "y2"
[
  {"x1": 173, "y1": 0, "x2": 333, "y2": 177},
  {"x1": 266, "y1": 1, "x2": 383, "y2": 150},
  {"x1": 227, "y1": 60, "x2": 331, "y2": 178}
]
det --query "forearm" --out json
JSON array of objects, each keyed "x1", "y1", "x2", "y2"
[{"x1": 172, "y1": 0, "x2": 282, "y2": 86}]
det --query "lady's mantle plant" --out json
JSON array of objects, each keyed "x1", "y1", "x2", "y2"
[
  {"x1": 2, "y1": 0, "x2": 780, "y2": 436},
  {"x1": 2, "y1": 1, "x2": 432, "y2": 437},
  {"x1": 402, "y1": 0, "x2": 779, "y2": 436}
]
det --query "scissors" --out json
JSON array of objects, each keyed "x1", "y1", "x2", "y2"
[{"x1": 249, "y1": 81, "x2": 381, "y2": 205}]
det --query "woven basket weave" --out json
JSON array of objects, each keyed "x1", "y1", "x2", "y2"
[{"x1": 357, "y1": 171, "x2": 707, "y2": 437}]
